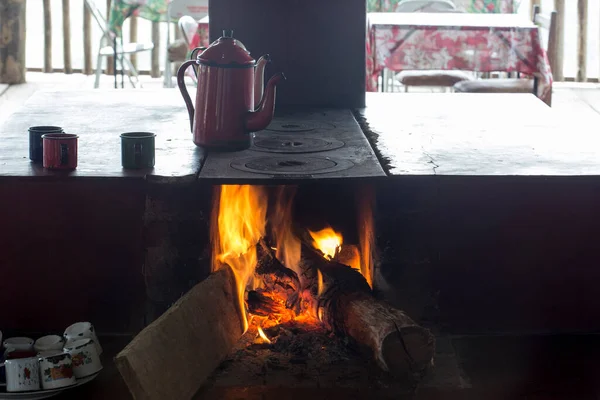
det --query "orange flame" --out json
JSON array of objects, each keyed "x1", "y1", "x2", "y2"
[
  {"x1": 271, "y1": 186, "x2": 301, "y2": 274},
  {"x1": 338, "y1": 245, "x2": 362, "y2": 273},
  {"x1": 317, "y1": 269, "x2": 324, "y2": 297},
  {"x1": 309, "y1": 227, "x2": 342, "y2": 260},
  {"x1": 357, "y1": 187, "x2": 375, "y2": 288},
  {"x1": 257, "y1": 327, "x2": 271, "y2": 344},
  {"x1": 212, "y1": 185, "x2": 267, "y2": 333}
]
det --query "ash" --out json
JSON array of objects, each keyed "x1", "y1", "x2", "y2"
[{"x1": 201, "y1": 317, "x2": 416, "y2": 392}]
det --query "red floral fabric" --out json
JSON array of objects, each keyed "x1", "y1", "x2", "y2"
[
  {"x1": 366, "y1": 16, "x2": 552, "y2": 103},
  {"x1": 189, "y1": 21, "x2": 210, "y2": 50}
]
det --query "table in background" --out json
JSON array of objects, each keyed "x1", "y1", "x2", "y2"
[
  {"x1": 367, "y1": 0, "x2": 515, "y2": 13},
  {"x1": 366, "y1": 12, "x2": 553, "y2": 104}
]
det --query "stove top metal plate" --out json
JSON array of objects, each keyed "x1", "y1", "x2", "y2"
[
  {"x1": 230, "y1": 156, "x2": 354, "y2": 175},
  {"x1": 251, "y1": 135, "x2": 345, "y2": 154},
  {"x1": 264, "y1": 120, "x2": 337, "y2": 133}
]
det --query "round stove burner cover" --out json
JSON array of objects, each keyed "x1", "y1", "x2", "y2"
[
  {"x1": 265, "y1": 120, "x2": 337, "y2": 133},
  {"x1": 230, "y1": 156, "x2": 354, "y2": 175},
  {"x1": 252, "y1": 135, "x2": 345, "y2": 154}
]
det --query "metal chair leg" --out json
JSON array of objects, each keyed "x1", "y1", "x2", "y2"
[
  {"x1": 163, "y1": 22, "x2": 173, "y2": 88},
  {"x1": 94, "y1": 38, "x2": 104, "y2": 88},
  {"x1": 123, "y1": 56, "x2": 142, "y2": 88}
]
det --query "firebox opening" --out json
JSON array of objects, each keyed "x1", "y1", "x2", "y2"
[
  {"x1": 210, "y1": 184, "x2": 375, "y2": 332},
  {"x1": 204, "y1": 183, "x2": 434, "y2": 391}
]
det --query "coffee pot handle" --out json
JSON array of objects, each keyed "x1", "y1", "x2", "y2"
[
  {"x1": 188, "y1": 47, "x2": 206, "y2": 79},
  {"x1": 177, "y1": 60, "x2": 197, "y2": 133}
]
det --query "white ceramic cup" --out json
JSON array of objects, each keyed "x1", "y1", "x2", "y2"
[
  {"x1": 38, "y1": 350, "x2": 77, "y2": 390},
  {"x1": 3, "y1": 337, "x2": 34, "y2": 352},
  {"x1": 63, "y1": 338, "x2": 102, "y2": 378},
  {"x1": 1, "y1": 351, "x2": 41, "y2": 392},
  {"x1": 64, "y1": 322, "x2": 102, "y2": 355},
  {"x1": 34, "y1": 335, "x2": 65, "y2": 353}
]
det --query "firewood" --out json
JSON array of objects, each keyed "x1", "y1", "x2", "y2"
[
  {"x1": 115, "y1": 268, "x2": 243, "y2": 400},
  {"x1": 255, "y1": 238, "x2": 301, "y2": 310},
  {"x1": 247, "y1": 290, "x2": 288, "y2": 316},
  {"x1": 299, "y1": 244, "x2": 435, "y2": 379}
]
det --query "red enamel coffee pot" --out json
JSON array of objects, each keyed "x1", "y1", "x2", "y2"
[{"x1": 177, "y1": 30, "x2": 285, "y2": 150}]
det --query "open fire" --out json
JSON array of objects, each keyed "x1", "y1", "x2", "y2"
[
  {"x1": 210, "y1": 184, "x2": 434, "y2": 379},
  {"x1": 116, "y1": 184, "x2": 436, "y2": 399},
  {"x1": 211, "y1": 184, "x2": 374, "y2": 336}
]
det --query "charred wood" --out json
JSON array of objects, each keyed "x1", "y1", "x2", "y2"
[
  {"x1": 299, "y1": 244, "x2": 435, "y2": 379},
  {"x1": 255, "y1": 239, "x2": 301, "y2": 310}
]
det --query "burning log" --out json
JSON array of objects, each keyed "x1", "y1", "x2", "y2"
[
  {"x1": 299, "y1": 244, "x2": 435, "y2": 379},
  {"x1": 247, "y1": 290, "x2": 288, "y2": 316},
  {"x1": 255, "y1": 239, "x2": 301, "y2": 310}
]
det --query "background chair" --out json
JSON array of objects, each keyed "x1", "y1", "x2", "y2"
[
  {"x1": 84, "y1": 0, "x2": 154, "y2": 88},
  {"x1": 163, "y1": 0, "x2": 209, "y2": 88},
  {"x1": 453, "y1": 6, "x2": 557, "y2": 106},
  {"x1": 386, "y1": 0, "x2": 474, "y2": 92}
]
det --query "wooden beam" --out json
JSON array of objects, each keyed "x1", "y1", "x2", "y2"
[
  {"x1": 0, "y1": 0, "x2": 27, "y2": 84},
  {"x1": 62, "y1": 0, "x2": 72, "y2": 74},
  {"x1": 129, "y1": 16, "x2": 138, "y2": 70},
  {"x1": 577, "y1": 0, "x2": 588, "y2": 82},
  {"x1": 43, "y1": 0, "x2": 52, "y2": 73},
  {"x1": 151, "y1": 22, "x2": 161, "y2": 78},
  {"x1": 105, "y1": 0, "x2": 113, "y2": 75},
  {"x1": 83, "y1": 4, "x2": 92, "y2": 75},
  {"x1": 553, "y1": 0, "x2": 565, "y2": 81}
]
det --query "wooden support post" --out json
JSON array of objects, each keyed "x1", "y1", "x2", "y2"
[
  {"x1": 0, "y1": 0, "x2": 27, "y2": 84},
  {"x1": 151, "y1": 22, "x2": 161, "y2": 78},
  {"x1": 129, "y1": 16, "x2": 138, "y2": 70},
  {"x1": 577, "y1": 0, "x2": 588, "y2": 82},
  {"x1": 83, "y1": 4, "x2": 92, "y2": 75},
  {"x1": 105, "y1": 0, "x2": 114, "y2": 75},
  {"x1": 553, "y1": 0, "x2": 565, "y2": 81},
  {"x1": 62, "y1": 0, "x2": 72, "y2": 74},
  {"x1": 43, "y1": 0, "x2": 52, "y2": 73},
  {"x1": 530, "y1": 0, "x2": 541, "y2": 20}
]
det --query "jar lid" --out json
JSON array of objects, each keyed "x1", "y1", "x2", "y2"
[{"x1": 198, "y1": 30, "x2": 255, "y2": 68}]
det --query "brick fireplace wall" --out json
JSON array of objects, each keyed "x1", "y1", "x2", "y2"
[{"x1": 209, "y1": 0, "x2": 367, "y2": 109}]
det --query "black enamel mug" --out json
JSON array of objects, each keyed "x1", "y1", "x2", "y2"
[
  {"x1": 120, "y1": 132, "x2": 156, "y2": 169},
  {"x1": 29, "y1": 126, "x2": 64, "y2": 163}
]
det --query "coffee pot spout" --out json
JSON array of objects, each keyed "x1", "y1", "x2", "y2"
[{"x1": 246, "y1": 72, "x2": 285, "y2": 132}]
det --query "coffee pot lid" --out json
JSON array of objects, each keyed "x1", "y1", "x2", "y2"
[{"x1": 197, "y1": 30, "x2": 255, "y2": 67}]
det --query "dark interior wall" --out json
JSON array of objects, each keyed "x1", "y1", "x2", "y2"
[
  {"x1": 2, "y1": 177, "x2": 600, "y2": 336},
  {"x1": 209, "y1": 0, "x2": 366, "y2": 108},
  {"x1": 376, "y1": 177, "x2": 600, "y2": 335},
  {"x1": 0, "y1": 179, "x2": 147, "y2": 334}
]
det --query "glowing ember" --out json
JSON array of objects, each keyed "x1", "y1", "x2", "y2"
[
  {"x1": 212, "y1": 185, "x2": 267, "y2": 333},
  {"x1": 309, "y1": 227, "x2": 343, "y2": 260},
  {"x1": 257, "y1": 327, "x2": 271, "y2": 344}
]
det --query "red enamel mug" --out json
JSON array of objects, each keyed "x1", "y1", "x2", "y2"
[{"x1": 42, "y1": 133, "x2": 79, "y2": 170}]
